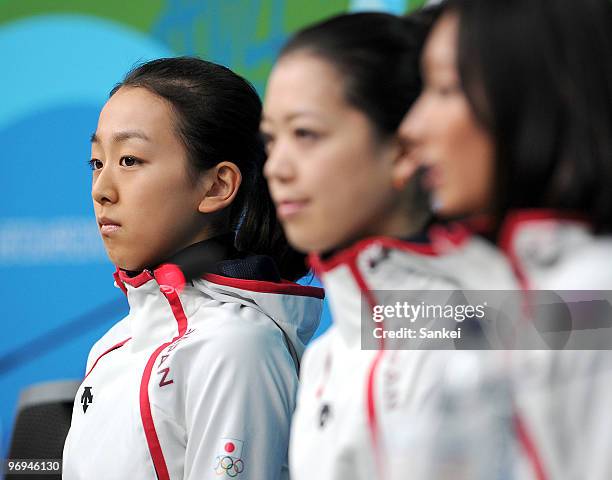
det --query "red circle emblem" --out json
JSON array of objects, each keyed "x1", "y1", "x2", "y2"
[{"x1": 224, "y1": 442, "x2": 235, "y2": 453}]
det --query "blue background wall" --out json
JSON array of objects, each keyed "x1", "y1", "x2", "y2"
[{"x1": 0, "y1": 0, "x2": 427, "y2": 456}]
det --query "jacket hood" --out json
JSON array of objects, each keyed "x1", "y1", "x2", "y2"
[
  {"x1": 194, "y1": 273, "x2": 324, "y2": 359},
  {"x1": 113, "y1": 237, "x2": 324, "y2": 359}
]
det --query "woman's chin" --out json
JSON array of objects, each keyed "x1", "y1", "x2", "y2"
[
  {"x1": 284, "y1": 229, "x2": 328, "y2": 255},
  {"x1": 430, "y1": 194, "x2": 464, "y2": 219},
  {"x1": 109, "y1": 254, "x2": 146, "y2": 272}
]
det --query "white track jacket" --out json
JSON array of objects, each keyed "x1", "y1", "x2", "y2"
[
  {"x1": 63, "y1": 253, "x2": 324, "y2": 480},
  {"x1": 497, "y1": 211, "x2": 612, "y2": 480},
  {"x1": 290, "y1": 210, "x2": 612, "y2": 480},
  {"x1": 289, "y1": 223, "x2": 518, "y2": 480}
]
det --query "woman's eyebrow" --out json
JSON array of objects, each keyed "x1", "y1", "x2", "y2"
[
  {"x1": 262, "y1": 110, "x2": 324, "y2": 124},
  {"x1": 90, "y1": 130, "x2": 151, "y2": 143}
]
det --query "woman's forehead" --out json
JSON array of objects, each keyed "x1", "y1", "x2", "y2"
[
  {"x1": 423, "y1": 12, "x2": 458, "y2": 74},
  {"x1": 95, "y1": 87, "x2": 176, "y2": 143}
]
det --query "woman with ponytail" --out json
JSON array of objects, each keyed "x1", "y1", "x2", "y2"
[
  {"x1": 62, "y1": 57, "x2": 324, "y2": 480},
  {"x1": 262, "y1": 9, "x2": 520, "y2": 480}
]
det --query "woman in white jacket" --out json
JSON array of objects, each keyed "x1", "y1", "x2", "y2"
[
  {"x1": 401, "y1": 0, "x2": 612, "y2": 478},
  {"x1": 262, "y1": 9, "x2": 520, "y2": 480},
  {"x1": 62, "y1": 57, "x2": 324, "y2": 480}
]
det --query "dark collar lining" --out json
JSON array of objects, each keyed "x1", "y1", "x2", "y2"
[
  {"x1": 122, "y1": 234, "x2": 281, "y2": 282},
  {"x1": 319, "y1": 217, "x2": 436, "y2": 262}
]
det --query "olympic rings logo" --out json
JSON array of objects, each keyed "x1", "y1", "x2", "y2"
[{"x1": 214, "y1": 455, "x2": 244, "y2": 477}]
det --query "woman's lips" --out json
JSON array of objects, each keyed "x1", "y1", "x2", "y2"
[
  {"x1": 421, "y1": 164, "x2": 443, "y2": 191},
  {"x1": 98, "y1": 217, "x2": 122, "y2": 236},
  {"x1": 100, "y1": 224, "x2": 121, "y2": 235},
  {"x1": 276, "y1": 200, "x2": 309, "y2": 219}
]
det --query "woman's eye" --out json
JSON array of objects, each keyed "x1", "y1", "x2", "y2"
[
  {"x1": 261, "y1": 132, "x2": 275, "y2": 152},
  {"x1": 88, "y1": 159, "x2": 103, "y2": 170},
  {"x1": 435, "y1": 84, "x2": 461, "y2": 97},
  {"x1": 120, "y1": 156, "x2": 140, "y2": 167},
  {"x1": 294, "y1": 128, "x2": 319, "y2": 142},
  {"x1": 261, "y1": 131, "x2": 272, "y2": 144}
]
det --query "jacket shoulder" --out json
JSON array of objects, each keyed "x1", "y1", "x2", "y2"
[
  {"x1": 169, "y1": 303, "x2": 297, "y2": 378},
  {"x1": 549, "y1": 239, "x2": 612, "y2": 288}
]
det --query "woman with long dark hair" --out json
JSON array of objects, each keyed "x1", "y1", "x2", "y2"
[{"x1": 401, "y1": 0, "x2": 612, "y2": 477}]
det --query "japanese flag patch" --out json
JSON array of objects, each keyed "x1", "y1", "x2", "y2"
[{"x1": 213, "y1": 438, "x2": 245, "y2": 477}]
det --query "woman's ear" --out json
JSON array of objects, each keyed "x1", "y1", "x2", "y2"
[
  {"x1": 391, "y1": 137, "x2": 418, "y2": 191},
  {"x1": 198, "y1": 162, "x2": 242, "y2": 214}
]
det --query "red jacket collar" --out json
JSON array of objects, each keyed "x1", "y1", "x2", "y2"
[
  {"x1": 308, "y1": 226, "x2": 473, "y2": 276},
  {"x1": 498, "y1": 209, "x2": 591, "y2": 256},
  {"x1": 113, "y1": 265, "x2": 324, "y2": 299},
  {"x1": 495, "y1": 209, "x2": 591, "y2": 290}
]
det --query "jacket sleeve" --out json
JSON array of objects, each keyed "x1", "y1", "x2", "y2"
[{"x1": 182, "y1": 313, "x2": 298, "y2": 480}]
